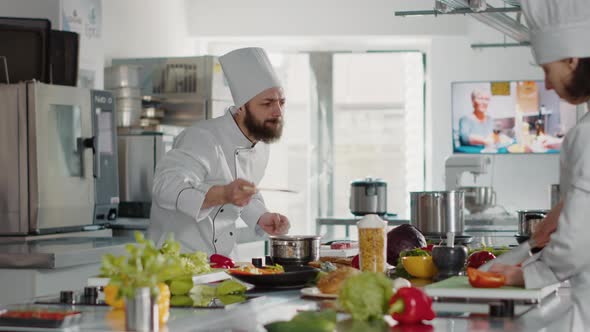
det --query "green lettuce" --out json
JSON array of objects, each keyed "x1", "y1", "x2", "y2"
[{"x1": 338, "y1": 272, "x2": 393, "y2": 321}]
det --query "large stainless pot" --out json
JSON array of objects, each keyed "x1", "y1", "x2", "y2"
[
  {"x1": 349, "y1": 177, "x2": 387, "y2": 216},
  {"x1": 517, "y1": 210, "x2": 548, "y2": 237},
  {"x1": 269, "y1": 235, "x2": 321, "y2": 265},
  {"x1": 459, "y1": 186, "x2": 495, "y2": 213},
  {"x1": 411, "y1": 191, "x2": 465, "y2": 235}
]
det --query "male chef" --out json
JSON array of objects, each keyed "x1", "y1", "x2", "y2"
[{"x1": 148, "y1": 47, "x2": 290, "y2": 256}]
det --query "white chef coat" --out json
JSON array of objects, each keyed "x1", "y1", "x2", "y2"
[
  {"x1": 148, "y1": 112, "x2": 269, "y2": 257},
  {"x1": 522, "y1": 103, "x2": 590, "y2": 330}
]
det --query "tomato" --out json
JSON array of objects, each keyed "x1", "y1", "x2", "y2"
[
  {"x1": 467, "y1": 267, "x2": 506, "y2": 288},
  {"x1": 421, "y1": 244, "x2": 435, "y2": 252},
  {"x1": 210, "y1": 254, "x2": 235, "y2": 268},
  {"x1": 466, "y1": 251, "x2": 496, "y2": 269}
]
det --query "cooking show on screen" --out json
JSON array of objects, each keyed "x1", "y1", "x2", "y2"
[{"x1": 452, "y1": 81, "x2": 578, "y2": 154}]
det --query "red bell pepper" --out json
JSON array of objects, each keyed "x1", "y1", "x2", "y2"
[
  {"x1": 466, "y1": 251, "x2": 496, "y2": 269},
  {"x1": 391, "y1": 323, "x2": 434, "y2": 332},
  {"x1": 389, "y1": 287, "x2": 435, "y2": 325},
  {"x1": 209, "y1": 254, "x2": 235, "y2": 269},
  {"x1": 467, "y1": 267, "x2": 505, "y2": 288}
]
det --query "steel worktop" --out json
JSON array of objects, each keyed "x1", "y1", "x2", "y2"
[
  {"x1": 4, "y1": 286, "x2": 575, "y2": 332},
  {"x1": 0, "y1": 236, "x2": 132, "y2": 269}
]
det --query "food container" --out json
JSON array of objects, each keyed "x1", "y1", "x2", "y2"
[
  {"x1": 410, "y1": 191, "x2": 465, "y2": 235},
  {"x1": 349, "y1": 177, "x2": 387, "y2": 216},
  {"x1": 517, "y1": 210, "x2": 548, "y2": 237},
  {"x1": 357, "y1": 214, "x2": 387, "y2": 272},
  {"x1": 458, "y1": 186, "x2": 495, "y2": 213},
  {"x1": 269, "y1": 235, "x2": 321, "y2": 265}
]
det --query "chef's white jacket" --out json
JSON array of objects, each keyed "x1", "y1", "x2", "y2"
[
  {"x1": 148, "y1": 112, "x2": 269, "y2": 257},
  {"x1": 523, "y1": 104, "x2": 590, "y2": 329}
]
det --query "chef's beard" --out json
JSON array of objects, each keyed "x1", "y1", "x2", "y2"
[{"x1": 244, "y1": 104, "x2": 283, "y2": 143}]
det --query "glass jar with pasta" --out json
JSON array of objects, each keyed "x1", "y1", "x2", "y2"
[{"x1": 357, "y1": 214, "x2": 387, "y2": 273}]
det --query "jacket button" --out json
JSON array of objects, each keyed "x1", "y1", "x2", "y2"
[
  {"x1": 220, "y1": 209, "x2": 224, "y2": 213},
  {"x1": 229, "y1": 232, "x2": 233, "y2": 236},
  {"x1": 214, "y1": 239, "x2": 218, "y2": 243}
]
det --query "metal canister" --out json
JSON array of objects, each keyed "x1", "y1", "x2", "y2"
[{"x1": 125, "y1": 288, "x2": 159, "y2": 332}]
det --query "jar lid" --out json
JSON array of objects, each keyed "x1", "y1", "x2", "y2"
[{"x1": 357, "y1": 214, "x2": 386, "y2": 228}]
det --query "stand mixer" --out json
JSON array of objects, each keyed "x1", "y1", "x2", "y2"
[
  {"x1": 445, "y1": 155, "x2": 492, "y2": 190},
  {"x1": 445, "y1": 155, "x2": 495, "y2": 214}
]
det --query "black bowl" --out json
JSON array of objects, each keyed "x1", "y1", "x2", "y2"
[
  {"x1": 228, "y1": 265, "x2": 319, "y2": 289},
  {"x1": 432, "y1": 245, "x2": 468, "y2": 281}
]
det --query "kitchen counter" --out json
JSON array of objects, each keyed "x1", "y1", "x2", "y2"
[
  {"x1": 6, "y1": 287, "x2": 575, "y2": 332},
  {"x1": 0, "y1": 236, "x2": 133, "y2": 269}
]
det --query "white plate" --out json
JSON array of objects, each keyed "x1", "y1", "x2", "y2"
[{"x1": 300, "y1": 287, "x2": 338, "y2": 299}]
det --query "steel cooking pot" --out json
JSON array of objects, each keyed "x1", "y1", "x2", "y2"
[
  {"x1": 269, "y1": 235, "x2": 321, "y2": 265},
  {"x1": 517, "y1": 210, "x2": 548, "y2": 237},
  {"x1": 349, "y1": 177, "x2": 387, "y2": 216},
  {"x1": 410, "y1": 191, "x2": 465, "y2": 235}
]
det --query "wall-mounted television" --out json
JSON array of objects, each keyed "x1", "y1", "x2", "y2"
[{"x1": 452, "y1": 80, "x2": 578, "y2": 154}]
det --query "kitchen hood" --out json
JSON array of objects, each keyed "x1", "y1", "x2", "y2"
[{"x1": 395, "y1": 0, "x2": 530, "y2": 45}]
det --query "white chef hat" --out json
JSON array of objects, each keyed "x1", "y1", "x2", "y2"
[
  {"x1": 219, "y1": 47, "x2": 282, "y2": 109},
  {"x1": 520, "y1": 0, "x2": 590, "y2": 64}
]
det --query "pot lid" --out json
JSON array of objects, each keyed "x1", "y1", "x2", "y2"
[{"x1": 351, "y1": 177, "x2": 387, "y2": 187}]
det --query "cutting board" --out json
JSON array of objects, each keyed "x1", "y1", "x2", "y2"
[{"x1": 425, "y1": 276, "x2": 559, "y2": 302}]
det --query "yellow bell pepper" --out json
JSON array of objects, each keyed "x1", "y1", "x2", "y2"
[
  {"x1": 104, "y1": 283, "x2": 170, "y2": 325},
  {"x1": 104, "y1": 284, "x2": 125, "y2": 310}
]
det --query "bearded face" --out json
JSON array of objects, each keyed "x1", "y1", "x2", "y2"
[{"x1": 243, "y1": 102, "x2": 284, "y2": 143}]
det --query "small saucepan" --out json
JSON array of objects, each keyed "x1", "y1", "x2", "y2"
[{"x1": 269, "y1": 235, "x2": 321, "y2": 266}]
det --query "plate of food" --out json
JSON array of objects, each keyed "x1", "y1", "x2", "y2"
[
  {"x1": 306, "y1": 266, "x2": 360, "y2": 299},
  {"x1": 227, "y1": 264, "x2": 319, "y2": 289}
]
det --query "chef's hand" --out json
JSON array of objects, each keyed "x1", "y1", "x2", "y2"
[
  {"x1": 530, "y1": 201, "x2": 563, "y2": 248},
  {"x1": 258, "y1": 213, "x2": 290, "y2": 235},
  {"x1": 488, "y1": 263, "x2": 525, "y2": 287},
  {"x1": 223, "y1": 179, "x2": 257, "y2": 207}
]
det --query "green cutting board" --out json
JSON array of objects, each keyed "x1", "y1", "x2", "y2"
[{"x1": 425, "y1": 276, "x2": 559, "y2": 302}]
